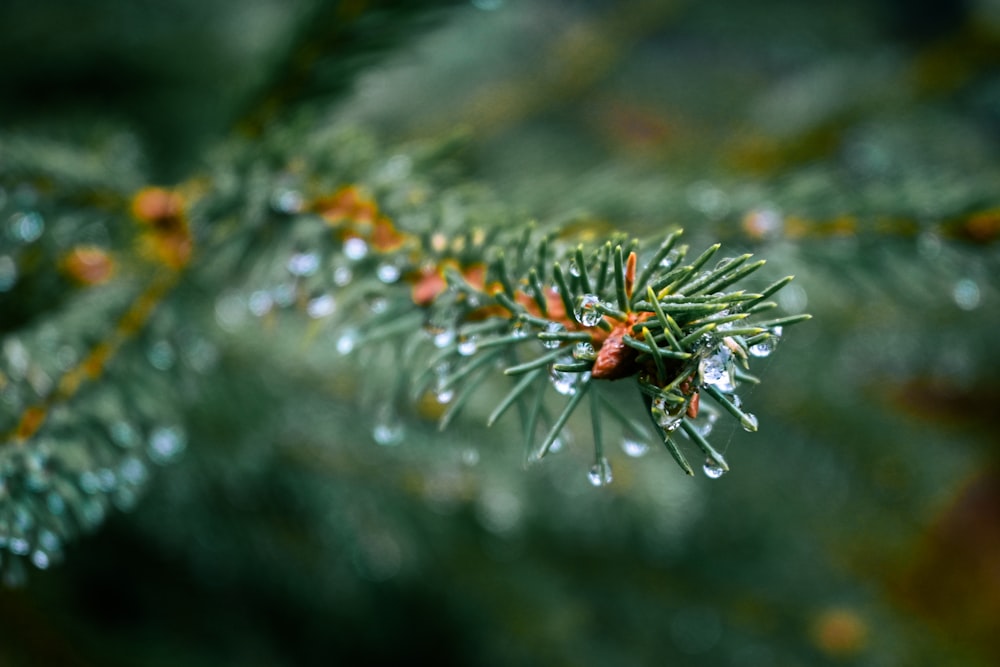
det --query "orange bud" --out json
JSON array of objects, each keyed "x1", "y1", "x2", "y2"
[{"x1": 60, "y1": 246, "x2": 115, "y2": 286}]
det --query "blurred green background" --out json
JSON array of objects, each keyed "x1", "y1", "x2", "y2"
[{"x1": 1, "y1": 0, "x2": 999, "y2": 665}]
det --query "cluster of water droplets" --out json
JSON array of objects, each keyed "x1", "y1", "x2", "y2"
[
  {"x1": 699, "y1": 344, "x2": 736, "y2": 393},
  {"x1": 0, "y1": 297, "x2": 198, "y2": 582},
  {"x1": 1, "y1": 185, "x2": 46, "y2": 294},
  {"x1": 700, "y1": 342, "x2": 760, "y2": 433},
  {"x1": 0, "y1": 413, "x2": 184, "y2": 584}
]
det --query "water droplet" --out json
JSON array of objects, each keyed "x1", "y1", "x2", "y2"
[
  {"x1": 621, "y1": 437, "x2": 649, "y2": 458},
  {"x1": 109, "y1": 421, "x2": 139, "y2": 448},
  {"x1": 741, "y1": 412, "x2": 759, "y2": 432},
  {"x1": 79, "y1": 470, "x2": 101, "y2": 495},
  {"x1": 271, "y1": 282, "x2": 296, "y2": 307},
  {"x1": 435, "y1": 385, "x2": 455, "y2": 404},
  {"x1": 749, "y1": 327, "x2": 783, "y2": 358},
  {"x1": 461, "y1": 448, "x2": 480, "y2": 466},
  {"x1": 215, "y1": 291, "x2": 248, "y2": 331},
  {"x1": 247, "y1": 290, "x2": 274, "y2": 317},
  {"x1": 37, "y1": 529, "x2": 60, "y2": 553},
  {"x1": 333, "y1": 265, "x2": 353, "y2": 286},
  {"x1": 434, "y1": 364, "x2": 455, "y2": 404},
  {"x1": 8, "y1": 211, "x2": 44, "y2": 243},
  {"x1": 588, "y1": 457, "x2": 613, "y2": 487},
  {"x1": 80, "y1": 498, "x2": 106, "y2": 529},
  {"x1": 378, "y1": 154, "x2": 413, "y2": 181},
  {"x1": 651, "y1": 395, "x2": 684, "y2": 432},
  {"x1": 306, "y1": 294, "x2": 336, "y2": 318},
  {"x1": 457, "y1": 336, "x2": 478, "y2": 356},
  {"x1": 120, "y1": 457, "x2": 148, "y2": 485},
  {"x1": 574, "y1": 293, "x2": 604, "y2": 327},
  {"x1": 96, "y1": 467, "x2": 116, "y2": 492},
  {"x1": 113, "y1": 486, "x2": 139, "y2": 511},
  {"x1": 368, "y1": 296, "x2": 389, "y2": 314},
  {"x1": 46, "y1": 491, "x2": 66, "y2": 514},
  {"x1": 8, "y1": 536, "x2": 30, "y2": 555},
  {"x1": 549, "y1": 364, "x2": 589, "y2": 396},
  {"x1": 181, "y1": 335, "x2": 219, "y2": 374},
  {"x1": 0, "y1": 255, "x2": 18, "y2": 292},
  {"x1": 30, "y1": 550, "x2": 50, "y2": 569},
  {"x1": 343, "y1": 237, "x2": 369, "y2": 261},
  {"x1": 541, "y1": 322, "x2": 565, "y2": 349},
  {"x1": 699, "y1": 346, "x2": 735, "y2": 392},
  {"x1": 568, "y1": 260, "x2": 581, "y2": 277},
  {"x1": 703, "y1": 457, "x2": 727, "y2": 479},
  {"x1": 573, "y1": 341, "x2": 596, "y2": 360},
  {"x1": 691, "y1": 407, "x2": 719, "y2": 437},
  {"x1": 271, "y1": 188, "x2": 304, "y2": 214},
  {"x1": 952, "y1": 278, "x2": 981, "y2": 311},
  {"x1": 377, "y1": 262, "x2": 401, "y2": 284},
  {"x1": 147, "y1": 340, "x2": 176, "y2": 370},
  {"x1": 660, "y1": 249, "x2": 681, "y2": 269},
  {"x1": 287, "y1": 251, "x2": 320, "y2": 277},
  {"x1": 548, "y1": 429, "x2": 571, "y2": 454},
  {"x1": 372, "y1": 406, "x2": 404, "y2": 446},
  {"x1": 510, "y1": 322, "x2": 529, "y2": 338},
  {"x1": 148, "y1": 425, "x2": 187, "y2": 464},
  {"x1": 336, "y1": 329, "x2": 358, "y2": 355},
  {"x1": 433, "y1": 328, "x2": 456, "y2": 349}
]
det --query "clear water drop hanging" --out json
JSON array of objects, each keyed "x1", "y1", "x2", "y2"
[
  {"x1": 307, "y1": 294, "x2": 336, "y2": 318},
  {"x1": 148, "y1": 425, "x2": 187, "y2": 464},
  {"x1": 549, "y1": 364, "x2": 589, "y2": 396},
  {"x1": 434, "y1": 364, "x2": 455, "y2": 404},
  {"x1": 270, "y1": 188, "x2": 304, "y2": 214},
  {"x1": 457, "y1": 336, "x2": 478, "y2": 357},
  {"x1": 433, "y1": 328, "x2": 456, "y2": 349},
  {"x1": 651, "y1": 395, "x2": 684, "y2": 432},
  {"x1": 574, "y1": 294, "x2": 604, "y2": 327},
  {"x1": 336, "y1": 329, "x2": 358, "y2": 355},
  {"x1": 333, "y1": 265, "x2": 353, "y2": 286},
  {"x1": 541, "y1": 322, "x2": 565, "y2": 349},
  {"x1": 287, "y1": 252, "x2": 320, "y2": 277},
  {"x1": 621, "y1": 437, "x2": 649, "y2": 458},
  {"x1": 588, "y1": 457, "x2": 614, "y2": 487},
  {"x1": 703, "y1": 457, "x2": 727, "y2": 479},
  {"x1": 343, "y1": 237, "x2": 369, "y2": 261},
  {"x1": 749, "y1": 326, "x2": 783, "y2": 358},
  {"x1": 247, "y1": 290, "x2": 274, "y2": 317},
  {"x1": 372, "y1": 406, "x2": 404, "y2": 446},
  {"x1": 376, "y1": 262, "x2": 402, "y2": 284}
]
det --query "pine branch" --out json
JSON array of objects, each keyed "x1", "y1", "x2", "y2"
[{"x1": 0, "y1": 119, "x2": 808, "y2": 584}]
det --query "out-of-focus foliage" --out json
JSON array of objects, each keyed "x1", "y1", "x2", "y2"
[{"x1": 1, "y1": 0, "x2": 999, "y2": 666}]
